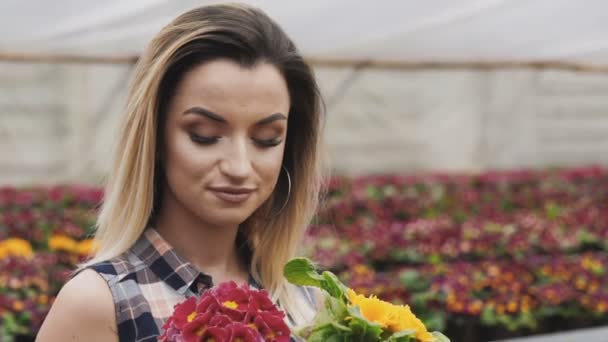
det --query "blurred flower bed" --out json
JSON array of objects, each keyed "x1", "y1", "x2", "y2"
[
  {"x1": 1, "y1": 166, "x2": 607, "y2": 341},
  {"x1": 303, "y1": 166, "x2": 608, "y2": 340},
  {"x1": 0, "y1": 186, "x2": 101, "y2": 340}
]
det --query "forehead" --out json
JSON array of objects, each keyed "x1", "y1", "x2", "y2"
[{"x1": 171, "y1": 59, "x2": 290, "y2": 119}]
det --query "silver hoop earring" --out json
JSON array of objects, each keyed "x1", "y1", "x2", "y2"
[{"x1": 274, "y1": 165, "x2": 291, "y2": 217}]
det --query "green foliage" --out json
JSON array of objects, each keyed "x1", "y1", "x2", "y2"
[{"x1": 284, "y1": 258, "x2": 450, "y2": 341}]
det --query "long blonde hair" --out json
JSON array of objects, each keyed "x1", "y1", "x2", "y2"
[{"x1": 83, "y1": 4, "x2": 325, "y2": 325}]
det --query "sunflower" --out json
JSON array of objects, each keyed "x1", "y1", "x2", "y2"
[{"x1": 347, "y1": 288, "x2": 434, "y2": 341}]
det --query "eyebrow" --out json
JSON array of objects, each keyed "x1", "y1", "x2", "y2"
[
  {"x1": 183, "y1": 106, "x2": 287, "y2": 125},
  {"x1": 254, "y1": 113, "x2": 287, "y2": 126},
  {"x1": 183, "y1": 107, "x2": 226, "y2": 123}
]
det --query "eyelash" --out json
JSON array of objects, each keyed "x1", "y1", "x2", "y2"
[
  {"x1": 189, "y1": 134, "x2": 282, "y2": 148},
  {"x1": 255, "y1": 138, "x2": 282, "y2": 147},
  {"x1": 189, "y1": 134, "x2": 219, "y2": 145}
]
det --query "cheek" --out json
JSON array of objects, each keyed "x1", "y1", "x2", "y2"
[
  {"x1": 164, "y1": 133, "x2": 215, "y2": 180},
  {"x1": 255, "y1": 146, "x2": 286, "y2": 188}
]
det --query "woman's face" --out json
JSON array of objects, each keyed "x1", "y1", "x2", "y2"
[{"x1": 162, "y1": 59, "x2": 290, "y2": 227}]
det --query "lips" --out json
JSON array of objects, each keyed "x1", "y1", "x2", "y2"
[{"x1": 208, "y1": 186, "x2": 255, "y2": 204}]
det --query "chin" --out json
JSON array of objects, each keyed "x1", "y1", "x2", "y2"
[{"x1": 201, "y1": 209, "x2": 253, "y2": 227}]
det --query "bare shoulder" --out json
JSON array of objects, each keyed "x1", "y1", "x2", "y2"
[{"x1": 36, "y1": 269, "x2": 118, "y2": 342}]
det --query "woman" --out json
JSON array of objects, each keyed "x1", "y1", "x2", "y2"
[{"x1": 37, "y1": 3, "x2": 325, "y2": 341}]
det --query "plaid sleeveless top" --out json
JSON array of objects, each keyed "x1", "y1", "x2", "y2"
[{"x1": 84, "y1": 227, "x2": 319, "y2": 341}]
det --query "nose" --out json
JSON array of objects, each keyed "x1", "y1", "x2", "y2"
[{"x1": 218, "y1": 136, "x2": 253, "y2": 181}]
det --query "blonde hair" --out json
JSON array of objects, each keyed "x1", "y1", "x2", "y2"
[{"x1": 83, "y1": 4, "x2": 325, "y2": 325}]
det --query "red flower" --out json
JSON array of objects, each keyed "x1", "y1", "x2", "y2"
[
  {"x1": 227, "y1": 322, "x2": 264, "y2": 342},
  {"x1": 160, "y1": 281, "x2": 291, "y2": 342},
  {"x1": 215, "y1": 281, "x2": 249, "y2": 304},
  {"x1": 253, "y1": 311, "x2": 291, "y2": 342},
  {"x1": 249, "y1": 289, "x2": 276, "y2": 311},
  {"x1": 214, "y1": 282, "x2": 250, "y2": 321},
  {"x1": 196, "y1": 294, "x2": 221, "y2": 314},
  {"x1": 163, "y1": 296, "x2": 197, "y2": 331},
  {"x1": 210, "y1": 314, "x2": 233, "y2": 328},
  {"x1": 199, "y1": 326, "x2": 230, "y2": 341},
  {"x1": 181, "y1": 311, "x2": 214, "y2": 340}
]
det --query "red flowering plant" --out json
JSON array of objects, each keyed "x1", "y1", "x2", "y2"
[{"x1": 159, "y1": 281, "x2": 291, "y2": 342}]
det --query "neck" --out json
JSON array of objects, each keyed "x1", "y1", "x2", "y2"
[{"x1": 153, "y1": 190, "x2": 248, "y2": 285}]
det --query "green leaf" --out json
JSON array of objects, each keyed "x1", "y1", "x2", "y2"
[
  {"x1": 452, "y1": 211, "x2": 467, "y2": 224},
  {"x1": 431, "y1": 331, "x2": 451, "y2": 342},
  {"x1": 324, "y1": 296, "x2": 349, "y2": 321},
  {"x1": 418, "y1": 311, "x2": 446, "y2": 332},
  {"x1": 516, "y1": 312, "x2": 538, "y2": 330},
  {"x1": 366, "y1": 186, "x2": 382, "y2": 200},
  {"x1": 283, "y1": 257, "x2": 324, "y2": 288},
  {"x1": 284, "y1": 257, "x2": 351, "y2": 305},
  {"x1": 303, "y1": 322, "x2": 351, "y2": 342},
  {"x1": 0, "y1": 317, "x2": 14, "y2": 342},
  {"x1": 545, "y1": 202, "x2": 562, "y2": 220},
  {"x1": 386, "y1": 329, "x2": 416, "y2": 342},
  {"x1": 481, "y1": 306, "x2": 497, "y2": 326},
  {"x1": 321, "y1": 271, "x2": 348, "y2": 300},
  {"x1": 428, "y1": 254, "x2": 442, "y2": 265},
  {"x1": 423, "y1": 208, "x2": 440, "y2": 219},
  {"x1": 500, "y1": 200, "x2": 514, "y2": 213},
  {"x1": 390, "y1": 249, "x2": 423, "y2": 263},
  {"x1": 346, "y1": 305, "x2": 383, "y2": 341},
  {"x1": 295, "y1": 292, "x2": 351, "y2": 340},
  {"x1": 578, "y1": 229, "x2": 597, "y2": 244},
  {"x1": 1, "y1": 313, "x2": 28, "y2": 336},
  {"x1": 399, "y1": 270, "x2": 429, "y2": 292},
  {"x1": 3, "y1": 314, "x2": 18, "y2": 334}
]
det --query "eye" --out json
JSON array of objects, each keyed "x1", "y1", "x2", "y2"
[
  {"x1": 189, "y1": 133, "x2": 220, "y2": 145},
  {"x1": 253, "y1": 138, "x2": 283, "y2": 147}
]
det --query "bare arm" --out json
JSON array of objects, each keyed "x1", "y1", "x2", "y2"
[{"x1": 36, "y1": 269, "x2": 118, "y2": 342}]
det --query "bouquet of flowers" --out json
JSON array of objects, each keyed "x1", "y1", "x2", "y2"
[
  {"x1": 159, "y1": 281, "x2": 290, "y2": 342},
  {"x1": 160, "y1": 258, "x2": 449, "y2": 342},
  {"x1": 284, "y1": 258, "x2": 450, "y2": 342}
]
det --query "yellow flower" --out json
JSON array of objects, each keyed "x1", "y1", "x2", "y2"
[
  {"x1": 38, "y1": 295, "x2": 49, "y2": 305},
  {"x1": 347, "y1": 289, "x2": 395, "y2": 328},
  {"x1": 0, "y1": 244, "x2": 6, "y2": 259},
  {"x1": 49, "y1": 235, "x2": 78, "y2": 253},
  {"x1": 347, "y1": 288, "x2": 434, "y2": 341},
  {"x1": 12, "y1": 300, "x2": 25, "y2": 312},
  {"x1": 75, "y1": 239, "x2": 98, "y2": 256},
  {"x1": 0, "y1": 238, "x2": 33, "y2": 259},
  {"x1": 390, "y1": 304, "x2": 435, "y2": 341},
  {"x1": 223, "y1": 301, "x2": 238, "y2": 309}
]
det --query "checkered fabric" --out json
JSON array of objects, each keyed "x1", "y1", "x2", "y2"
[{"x1": 85, "y1": 227, "x2": 316, "y2": 341}]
